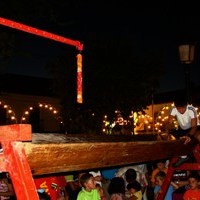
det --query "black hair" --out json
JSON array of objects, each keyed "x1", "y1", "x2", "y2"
[
  {"x1": 155, "y1": 171, "x2": 166, "y2": 179},
  {"x1": 127, "y1": 181, "x2": 142, "y2": 192},
  {"x1": 125, "y1": 168, "x2": 137, "y2": 183},
  {"x1": 156, "y1": 159, "x2": 166, "y2": 164},
  {"x1": 108, "y1": 177, "x2": 125, "y2": 195},
  {"x1": 79, "y1": 172, "x2": 93, "y2": 188},
  {"x1": 174, "y1": 94, "x2": 188, "y2": 107},
  {"x1": 188, "y1": 171, "x2": 200, "y2": 181}
]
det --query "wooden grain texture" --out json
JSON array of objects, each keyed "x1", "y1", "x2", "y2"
[{"x1": 22, "y1": 133, "x2": 193, "y2": 175}]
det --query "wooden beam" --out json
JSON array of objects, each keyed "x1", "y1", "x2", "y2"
[{"x1": 23, "y1": 133, "x2": 192, "y2": 175}]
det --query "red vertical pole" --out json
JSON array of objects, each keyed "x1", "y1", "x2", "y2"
[
  {"x1": 1, "y1": 141, "x2": 39, "y2": 200},
  {"x1": 77, "y1": 53, "x2": 83, "y2": 104},
  {"x1": 156, "y1": 157, "x2": 177, "y2": 200}
]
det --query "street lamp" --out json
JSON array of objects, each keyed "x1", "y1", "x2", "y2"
[{"x1": 178, "y1": 44, "x2": 195, "y2": 103}]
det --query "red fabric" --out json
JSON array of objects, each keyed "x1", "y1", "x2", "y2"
[
  {"x1": 183, "y1": 189, "x2": 200, "y2": 200},
  {"x1": 34, "y1": 175, "x2": 66, "y2": 200},
  {"x1": 172, "y1": 193, "x2": 184, "y2": 200}
]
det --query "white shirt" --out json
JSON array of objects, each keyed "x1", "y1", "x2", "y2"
[{"x1": 169, "y1": 104, "x2": 198, "y2": 130}]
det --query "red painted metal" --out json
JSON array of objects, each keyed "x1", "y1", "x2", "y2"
[
  {"x1": 0, "y1": 124, "x2": 39, "y2": 200},
  {"x1": 156, "y1": 157, "x2": 178, "y2": 200},
  {"x1": 0, "y1": 17, "x2": 83, "y2": 51},
  {"x1": 0, "y1": 17, "x2": 84, "y2": 103},
  {"x1": 0, "y1": 124, "x2": 32, "y2": 141},
  {"x1": 193, "y1": 144, "x2": 200, "y2": 163},
  {"x1": 77, "y1": 53, "x2": 83, "y2": 103}
]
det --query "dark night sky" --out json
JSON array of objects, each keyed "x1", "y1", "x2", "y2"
[{"x1": 1, "y1": 2, "x2": 200, "y2": 94}]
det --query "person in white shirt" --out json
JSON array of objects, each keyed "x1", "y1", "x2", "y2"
[{"x1": 167, "y1": 94, "x2": 200, "y2": 167}]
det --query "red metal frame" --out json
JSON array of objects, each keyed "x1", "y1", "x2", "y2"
[
  {"x1": 0, "y1": 17, "x2": 83, "y2": 51},
  {"x1": 0, "y1": 17, "x2": 84, "y2": 103},
  {"x1": 0, "y1": 124, "x2": 39, "y2": 199},
  {"x1": 156, "y1": 144, "x2": 200, "y2": 200}
]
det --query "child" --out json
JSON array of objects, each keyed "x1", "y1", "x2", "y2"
[
  {"x1": 108, "y1": 177, "x2": 126, "y2": 200},
  {"x1": 127, "y1": 181, "x2": 142, "y2": 200},
  {"x1": 154, "y1": 171, "x2": 175, "y2": 200},
  {"x1": 77, "y1": 172, "x2": 100, "y2": 200},
  {"x1": 183, "y1": 172, "x2": 200, "y2": 200},
  {"x1": 151, "y1": 160, "x2": 168, "y2": 187},
  {"x1": 0, "y1": 172, "x2": 15, "y2": 200}
]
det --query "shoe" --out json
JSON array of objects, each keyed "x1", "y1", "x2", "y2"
[{"x1": 172, "y1": 156, "x2": 190, "y2": 168}]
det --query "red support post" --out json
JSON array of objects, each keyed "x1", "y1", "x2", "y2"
[{"x1": 0, "y1": 124, "x2": 39, "y2": 200}]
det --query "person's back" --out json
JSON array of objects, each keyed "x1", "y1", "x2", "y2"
[
  {"x1": 101, "y1": 167, "x2": 119, "y2": 200},
  {"x1": 108, "y1": 177, "x2": 126, "y2": 200}
]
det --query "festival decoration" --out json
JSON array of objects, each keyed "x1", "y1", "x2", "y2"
[
  {"x1": 0, "y1": 17, "x2": 84, "y2": 103},
  {"x1": 0, "y1": 101, "x2": 17, "y2": 124},
  {"x1": 21, "y1": 103, "x2": 63, "y2": 125},
  {"x1": 77, "y1": 53, "x2": 83, "y2": 103}
]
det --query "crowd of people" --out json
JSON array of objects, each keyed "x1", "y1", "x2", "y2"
[{"x1": 1, "y1": 159, "x2": 200, "y2": 200}]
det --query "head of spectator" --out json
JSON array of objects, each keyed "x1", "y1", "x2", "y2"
[
  {"x1": 108, "y1": 177, "x2": 126, "y2": 196},
  {"x1": 127, "y1": 181, "x2": 142, "y2": 193},
  {"x1": 79, "y1": 173, "x2": 96, "y2": 192},
  {"x1": 125, "y1": 168, "x2": 137, "y2": 184},
  {"x1": 187, "y1": 172, "x2": 200, "y2": 190},
  {"x1": 156, "y1": 160, "x2": 166, "y2": 171},
  {"x1": 155, "y1": 171, "x2": 166, "y2": 187}
]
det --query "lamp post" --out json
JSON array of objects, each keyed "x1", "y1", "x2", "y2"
[{"x1": 178, "y1": 44, "x2": 195, "y2": 103}]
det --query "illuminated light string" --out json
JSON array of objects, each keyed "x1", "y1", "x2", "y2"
[
  {"x1": 0, "y1": 101, "x2": 17, "y2": 123},
  {"x1": 102, "y1": 104, "x2": 200, "y2": 134},
  {"x1": 77, "y1": 53, "x2": 83, "y2": 104},
  {"x1": 20, "y1": 103, "x2": 63, "y2": 125},
  {"x1": 154, "y1": 104, "x2": 176, "y2": 133},
  {"x1": 102, "y1": 110, "x2": 132, "y2": 134}
]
